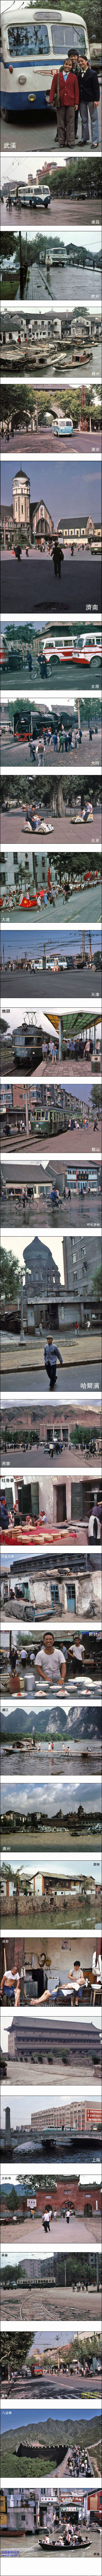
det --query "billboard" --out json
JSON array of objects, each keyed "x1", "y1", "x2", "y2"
[{"x1": 86, "y1": 2105, "x2": 102, "y2": 2125}]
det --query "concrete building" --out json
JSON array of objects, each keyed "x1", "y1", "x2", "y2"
[{"x1": 13, "y1": 469, "x2": 30, "y2": 530}]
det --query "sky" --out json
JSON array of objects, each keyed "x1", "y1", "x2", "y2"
[
  {"x1": 0, "y1": 1077, "x2": 95, "y2": 1104},
  {"x1": 0, "y1": 926, "x2": 100, "y2": 961},
  {"x1": 1, "y1": 1781, "x2": 101, "y2": 1821},
  {"x1": 1, "y1": 463, "x2": 101, "y2": 520},
  {"x1": 0, "y1": 1221, "x2": 64, "y2": 1280},
  {"x1": 2, "y1": 2321, "x2": 90, "y2": 2352},
  {"x1": 2, "y1": 224, "x2": 101, "y2": 258}
]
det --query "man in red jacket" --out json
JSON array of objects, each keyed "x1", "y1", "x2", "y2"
[{"x1": 49, "y1": 55, "x2": 79, "y2": 147}]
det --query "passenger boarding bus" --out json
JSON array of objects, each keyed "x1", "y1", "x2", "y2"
[{"x1": 0, "y1": 6, "x2": 90, "y2": 119}]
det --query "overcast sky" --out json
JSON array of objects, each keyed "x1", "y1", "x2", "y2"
[
  {"x1": 3, "y1": 222, "x2": 101, "y2": 256},
  {"x1": 1, "y1": 462, "x2": 101, "y2": 519},
  {"x1": 0, "y1": 1221, "x2": 64, "y2": 1279}
]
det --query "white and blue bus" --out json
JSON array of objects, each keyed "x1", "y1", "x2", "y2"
[{"x1": 0, "y1": 6, "x2": 90, "y2": 118}]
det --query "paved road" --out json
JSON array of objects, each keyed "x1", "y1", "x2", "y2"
[
  {"x1": 1, "y1": 728, "x2": 101, "y2": 771},
  {"x1": 0, "y1": 888, "x2": 102, "y2": 925},
  {"x1": 0, "y1": 2221, "x2": 102, "y2": 2297},
  {"x1": 1, "y1": 1349, "x2": 102, "y2": 1390},
  {"x1": 1, "y1": 264, "x2": 101, "y2": 303},
  {"x1": 1, "y1": 659, "x2": 102, "y2": 699},
  {"x1": 1, "y1": 2370, "x2": 101, "y2": 2399},
  {"x1": 1, "y1": 971, "x2": 102, "y2": 1005},
  {"x1": 1, "y1": 553, "x2": 102, "y2": 613},
  {"x1": 1, "y1": 196, "x2": 102, "y2": 231},
  {"x1": 3, "y1": 2053, "x2": 102, "y2": 2091},
  {"x1": 1, "y1": 1125, "x2": 102, "y2": 1162},
  {"x1": 1, "y1": 809, "x2": 101, "y2": 847},
  {"x1": 1, "y1": 429, "x2": 102, "y2": 455},
  {"x1": 0, "y1": 1360, "x2": 101, "y2": 1401},
  {"x1": 0, "y1": 88, "x2": 102, "y2": 148}
]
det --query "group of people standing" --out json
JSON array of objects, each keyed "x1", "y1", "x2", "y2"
[{"x1": 49, "y1": 51, "x2": 100, "y2": 149}]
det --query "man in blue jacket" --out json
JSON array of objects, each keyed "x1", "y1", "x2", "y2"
[{"x1": 75, "y1": 54, "x2": 100, "y2": 146}]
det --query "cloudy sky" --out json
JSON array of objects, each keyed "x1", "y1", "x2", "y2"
[{"x1": 1, "y1": 1778, "x2": 101, "y2": 1820}]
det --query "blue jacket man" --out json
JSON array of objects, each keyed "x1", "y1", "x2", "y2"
[{"x1": 75, "y1": 56, "x2": 100, "y2": 146}]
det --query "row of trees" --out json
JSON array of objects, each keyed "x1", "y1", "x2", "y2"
[
  {"x1": 1, "y1": 392, "x2": 102, "y2": 435},
  {"x1": 1, "y1": 2328, "x2": 101, "y2": 2374}
]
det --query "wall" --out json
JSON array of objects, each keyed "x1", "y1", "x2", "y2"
[{"x1": 39, "y1": 1475, "x2": 54, "y2": 1523}]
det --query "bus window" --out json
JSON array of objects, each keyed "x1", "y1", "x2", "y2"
[
  {"x1": 51, "y1": 17, "x2": 87, "y2": 46},
  {"x1": 8, "y1": 22, "x2": 51, "y2": 55}
]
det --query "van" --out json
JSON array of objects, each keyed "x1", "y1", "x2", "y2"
[{"x1": 0, "y1": 7, "x2": 90, "y2": 118}]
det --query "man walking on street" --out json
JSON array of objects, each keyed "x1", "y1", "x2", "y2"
[{"x1": 44, "y1": 1339, "x2": 63, "y2": 1388}]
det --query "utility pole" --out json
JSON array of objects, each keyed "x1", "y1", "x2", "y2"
[
  {"x1": 20, "y1": 1271, "x2": 24, "y2": 1342},
  {"x1": 25, "y1": 1087, "x2": 29, "y2": 1140},
  {"x1": 36, "y1": 394, "x2": 38, "y2": 433}
]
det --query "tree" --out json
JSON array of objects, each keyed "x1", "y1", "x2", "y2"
[
  {"x1": 92, "y1": 1085, "x2": 102, "y2": 1116},
  {"x1": 0, "y1": 1246, "x2": 21, "y2": 1304}
]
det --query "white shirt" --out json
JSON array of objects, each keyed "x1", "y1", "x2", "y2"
[{"x1": 35, "y1": 1644, "x2": 65, "y2": 1681}]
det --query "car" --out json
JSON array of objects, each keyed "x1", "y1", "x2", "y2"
[{"x1": 0, "y1": 8, "x2": 91, "y2": 119}]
